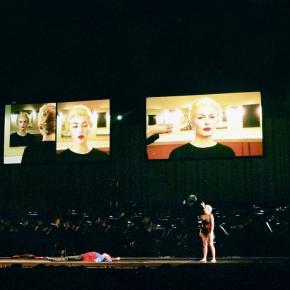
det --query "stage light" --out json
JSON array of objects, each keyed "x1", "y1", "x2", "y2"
[{"x1": 117, "y1": 115, "x2": 123, "y2": 121}]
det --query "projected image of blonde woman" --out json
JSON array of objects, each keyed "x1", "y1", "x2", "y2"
[
  {"x1": 57, "y1": 104, "x2": 109, "y2": 162},
  {"x1": 169, "y1": 97, "x2": 235, "y2": 160},
  {"x1": 10, "y1": 112, "x2": 36, "y2": 147}
]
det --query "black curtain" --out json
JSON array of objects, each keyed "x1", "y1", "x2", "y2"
[{"x1": 0, "y1": 117, "x2": 289, "y2": 214}]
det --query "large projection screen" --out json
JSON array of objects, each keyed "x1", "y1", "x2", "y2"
[{"x1": 146, "y1": 92, "x2": 263, "y2": 160}]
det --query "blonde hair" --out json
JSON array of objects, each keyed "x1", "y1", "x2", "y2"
[
  {"x1": 204, "y1": 204, "x2": 213, "y2": 214},
  {"x1": 17, "y1": 112, "x2": 30, "y2": 124},
  {"x1": 189, "y1": 97, "x2": 222, "y2": 125},
  {"x1": 67, "y1": 105, "x2": 93, "y2": 127},
  {"x1": 38, "y1": 103, "x2": 56, "y2": 135}
]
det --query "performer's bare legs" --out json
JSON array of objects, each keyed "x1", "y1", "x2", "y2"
[
  {"x1": 209, "y1": 234, "x2": 216, "y2": 262},
  {"x1": 200, "y1": 234, "x2": 216, "y2": 262},
  {"x1": 200, "y1": 236, "x2": 208, "y2": 262}
]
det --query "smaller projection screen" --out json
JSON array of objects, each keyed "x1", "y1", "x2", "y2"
[
  {"x1": 3, "y1": 102, "x2": 57, "y2": 164},
  {"x1": 3, "y1": 99, "x2": 110, "y2": 164},
  {"x1": 146, "y1": 92, "x2": 263, "y2": 160}
]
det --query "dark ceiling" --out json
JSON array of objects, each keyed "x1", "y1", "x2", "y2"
[{"x1": 2, "y1": 0, "x2": 290, "y2": 118}]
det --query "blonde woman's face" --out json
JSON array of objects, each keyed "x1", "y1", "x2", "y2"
[
  {"x1": 192, "y1": 106, "x2": 218, "y2": 137},
  {"x1": 18, "y1": 117, "x2": 28, "y2": 132},
  {"x1": 69, "y1": 115, "x2": 90, "y2": 144}
]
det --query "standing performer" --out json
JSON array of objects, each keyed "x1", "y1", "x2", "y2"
[{"x1": 199, "y1": 203, "x2": 216, "y2": 263}]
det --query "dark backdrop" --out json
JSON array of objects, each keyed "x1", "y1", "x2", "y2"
[
  {"x1": 0, "y1": 117, "x2": 289, "y2": 213},
  {"x1": 0, "y1": 0, "x2": 290, "y2": 213}
]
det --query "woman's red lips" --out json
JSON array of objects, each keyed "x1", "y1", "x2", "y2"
[
  {"x1": 203, "y1": 127, "x2": 211, "y2": 131},
  {"x1": 78, "y1": 135, "x2": 84, "y2": 139}
]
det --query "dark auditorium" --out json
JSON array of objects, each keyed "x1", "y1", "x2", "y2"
[{"x1": 1, "y1": 1, "x2": 290, "y2": 290}]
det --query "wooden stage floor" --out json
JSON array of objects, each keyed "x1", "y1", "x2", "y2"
[
  {"x1": 1, "y1": 257, "x2": 290, "y2": 290},
  {"x1": 1, "y1": 256, "x2": 289, "y2": 269}
]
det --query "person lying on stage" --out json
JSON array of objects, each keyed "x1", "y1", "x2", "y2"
[{"x1": 47, "y1": 251, "x2": 120, "y2": 262}]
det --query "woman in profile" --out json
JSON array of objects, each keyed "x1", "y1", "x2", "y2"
[
  {"x1": 21, "y1": 103, "x2": 56, "y2": 163},
  {"x1": 199, "y1": 203, "x2": 216, "y2": 263},
  {"x1": 10, "y1": 112, "x2": 36, "y2": 147},
  {"x1": 57, "y1": 105, "x2": 109, "y2": 162},
  {"x1": 169, "y1": 97, "x2": 235, "y2": 160}
]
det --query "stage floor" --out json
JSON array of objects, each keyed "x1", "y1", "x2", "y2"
[
  {"x1": 1, "y1": 257, "x2": 290, "y2": 290},
  {"x1": 1, "y1": 256, "x2": 289, "y2": 269}
]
